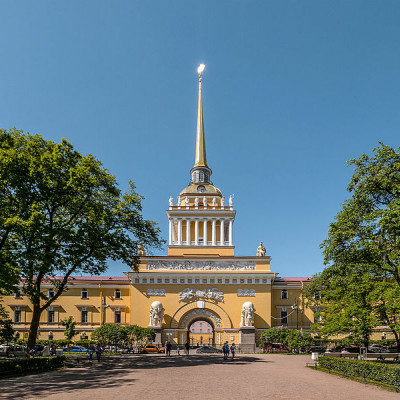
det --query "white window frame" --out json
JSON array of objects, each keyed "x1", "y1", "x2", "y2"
[
  {"x1": 48, "y1": 289, "x2": 55, "y2": 298},
  {"x1": 114, "y1": 289, "x2": 121, "y2": 299},
  {"x1": 14, "y1": 308, "x2": 21, "y2": 323},
  {"x1": 281, "y1": 289, "x2": 288, "y2": 300},
  {"x1": 81, "y1": 288, "x2": 88, "y2": 299},
  {"x1": 281, "y1": 310, "x2": 288, "y2": 324},
  {"x1": 48, "y1": 309, "x2": 55, "y2": 323},
  {"x1": 115, "y1": 310, "x2": 121, "y2": 324},
  {"x1": 81, "y1": 308, "x2": 88, "y2": 324}
]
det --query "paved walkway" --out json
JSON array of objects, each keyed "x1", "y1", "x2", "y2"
[{"x1": 0, "y1": 353, "x2": 399, "y2": 399}]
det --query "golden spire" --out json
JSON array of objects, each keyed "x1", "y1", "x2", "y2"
[{"x1": 194, "y1": 64, "x2": 208, "y2": 168}]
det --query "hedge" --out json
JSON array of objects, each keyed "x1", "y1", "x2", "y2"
[
  {"x1": 0, "y1": 356, "x2": 65, "y2": 376},
  {"x1": 318, "y1": 356, "x2": 400, "y2": 388}
]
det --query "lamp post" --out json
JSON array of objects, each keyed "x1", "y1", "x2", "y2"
[
  {"x1": 98, "y1": 296, "x2": 110, "y2": 325},
  {"x1": 292, "y1": 299, "x2": 302, "y2": 330}
]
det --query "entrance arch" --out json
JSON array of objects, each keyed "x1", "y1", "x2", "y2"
[
  {"x1": 169, "y1": 301, "x2": 232, "y2": 329},
  {"x1": 187, "y1": 317, "x2": 215, "y2": 346}
]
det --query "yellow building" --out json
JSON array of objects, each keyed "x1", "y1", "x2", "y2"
[{"x1": 1, "y1": 65, "x2": 315, "y2": 349}]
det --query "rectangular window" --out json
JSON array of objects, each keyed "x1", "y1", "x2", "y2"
[
  {"x1": 81, "y1": 289, "x2": 88, "y2": 299},
  {"x1": 48, "y1": 310, "x2": 55, "y2": 323},
  {"x1": 14, "y1": 309, "x2": 21, "y2": 323},
  {"x1": 281, "y1": 290, "x2": 288, "y2": 300},
  {"x1": 14, "y1": 289, "x2": 22, "y2": 298},
  {"x1": 114, "y1": 289, "x2": 121, "y2": 299},
  {"x1": 48, "y1": 289, "x2": 55, "y2": 298},
  {"x1": 115, "y1": 311, "x2": 121, "y2": 323},
  {"x1": 81, "y1": 310, "x2": 88, "y2": 324},
  {"x1": 281, "y1": 311, "x2": 288, "y2": 324}
]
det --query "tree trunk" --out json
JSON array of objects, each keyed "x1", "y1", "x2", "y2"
[{"x1": 27, "y1": 304, "x2": 42, "y2": 351}]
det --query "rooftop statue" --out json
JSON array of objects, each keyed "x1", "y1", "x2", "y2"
[{"x1": 257, "y1": 241, "x2": 266, "y2": 257}]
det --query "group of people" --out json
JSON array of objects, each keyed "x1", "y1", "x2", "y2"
[
  {"x1": 87, "y1": 344, "x2": 103, "y2": 362},
  {"x1": 222, "y1": 342, "x2": 236, "y2": 360},
  {"x1": 165, "y1": 341, "x2": 191, "y2": 356}
]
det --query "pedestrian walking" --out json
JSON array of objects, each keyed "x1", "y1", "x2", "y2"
[
  {"x1": 223, "y1": 342, "x2": 229, "y2": 360},
  {"x1": 95, "y1": 344, "x2": 102, "y2": 362},
  {"x1": 185, "y1": 341, "x2": 190, "y2": 355},
  {"x1": 166, "y1": 342, "x2": 172, "y2": 356},
  {"x1": 177, "y1": 346, "x2": 181, "y2": 355},
  {"x1": 230, "y1": 343, "x2": 236, "y2": 360},
  {"x1": 87, "y1": 345, "x2": 94, "y2": 361}
]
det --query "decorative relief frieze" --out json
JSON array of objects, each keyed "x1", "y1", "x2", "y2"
[
  {"x1": 237, "y1": 289, "x2": 255, "y2": 297},
  {"x1": 146, "y1": 260, "x2": 256, "y2": 271},
  {"x1": 180, "y1": 309, "x2": 221, "y2": 328},
  {"x1": 178, "y1": 288, "x2": 224, "y2": 303},
  {"x1": 146, "y1": 289, "x2": 166, "y2": 297}
]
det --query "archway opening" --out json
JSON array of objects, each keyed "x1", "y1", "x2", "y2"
[{"x1": 187, "y1": 317, "x2": 215, "y2": 347}]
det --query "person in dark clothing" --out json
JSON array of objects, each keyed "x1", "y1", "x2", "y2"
[
  {"x1": 166, "y1": 342, "x2": 172, "y2": 356},
  {"x1": 223, "y1": 342, "x2": 229, "y2": 360},
  {"x1": 185, "y1": 342, "x2": 190, "y2": 355},
  {"x1": 230, "y1": 343, "x2": 236, "y2": 360},
  {"x1": 95, "y1": 344, "x2": 102, "y2": 362}
]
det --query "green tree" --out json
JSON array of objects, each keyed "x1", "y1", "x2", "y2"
[
  {"x1": 0, "y1": 304, "x2": 14, "y2": 344},
  {"x1": 0, "y1": 128, "x2": 163, "y2": 350},
  {"x1": 312, "y1": 143, "x2": 400, "y2": 349},
  {"x1": 305, "y1": 266, "x2": 377, "y2": 347},
  {"x1": 91, "y1": 324, "x2": 127, "y2": 346},
  {"x1": 260, "y1": 327, "x2": 286, "y2": 347},
  {"x1": 60, "y1": 316, "x2": 77, "y2": 343}
]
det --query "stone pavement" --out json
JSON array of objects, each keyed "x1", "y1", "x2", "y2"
[{"x1": 0, "y1": 353, "x2": 399, "y2": 400}]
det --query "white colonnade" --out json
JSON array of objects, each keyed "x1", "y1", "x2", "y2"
[{"x1": 168, "y1": 217, "x2": 233, "y2": 246}]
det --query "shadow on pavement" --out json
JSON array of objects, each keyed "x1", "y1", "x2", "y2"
[{"x1": 0, "y1": 354, "x2": 268, "y2": 399}]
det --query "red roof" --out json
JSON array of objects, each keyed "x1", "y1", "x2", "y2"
[{"x1": 274, "y1": 277, "x2": 311, "y2": 282}]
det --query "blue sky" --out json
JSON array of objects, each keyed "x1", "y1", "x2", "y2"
[{"x1": 1, "y1": 1, "x2": 399, "y2": 277}]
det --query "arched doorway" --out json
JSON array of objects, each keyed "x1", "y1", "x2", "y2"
[{"x1": 187, "y1": 317, "x2": 215, "y2": 347}]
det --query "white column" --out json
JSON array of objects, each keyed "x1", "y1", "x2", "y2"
[
  {"x1": 186, "y1": 218, "x2": 190, "y2": 245},
  {"x1": 177, "y1": 219, "x2": 182, "y2": 245},
  {"x1": 220, "y1": 219, "x2": 225, "y2": 246},
  {"x1": 195, "y1": 219, "x2": 199, "y2": 246},
  {"x1": 168, "y1": 218, "x2": 173, "y2": 245},
  {"x1": 212, "y1": 219, "x2": 216, "y2": 246},
  {"x1": 228, "y1": 219, "x2": 233, "y2": 246},
  {"x1": 203, "y1": 219, "x2": 208, "y2": 246}
]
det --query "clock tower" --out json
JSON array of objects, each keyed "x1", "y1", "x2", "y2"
[{"x1": 166, "y1": 65, "x2": 236, "y2": 257}]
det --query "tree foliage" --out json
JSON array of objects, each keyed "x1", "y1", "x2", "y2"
[
  {"x1": 306, "y1": 143, "x2": 400, "y2": 348},
  {"x1": 0, "y1": 304, "x2": 14, "y2": 344},
  {"x1": 260, "y1": 327, "x2": 313, "y2": 352},
  {"x1": 0, "y1": 128, "x2": 163, "y2": 349},
  {"x1": 60, "y1": 316, "x2": 77, "y2": 342}
]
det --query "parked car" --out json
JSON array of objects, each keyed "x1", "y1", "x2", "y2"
[
  {"x1": 0, "y1": 345, "x2": 28, "y2": 358},
  {"x1": 306, "y1": 346, "x2": 326, "y2": 354},
  {"x1": 195, "y1": 346, "x2": 223, "y2": 354},
  {"x1": 62, "y1": 346, "x2": 87, "y2": 353},
  {"x1": 140, "y1": 344, "x2": 165, "y2": 354},
  {"x1": 367, "y1": 344, "x2": 384, "y2": 353},
  {"x1": 263, "y1": 343, "x2": 289, "y2": 353}
]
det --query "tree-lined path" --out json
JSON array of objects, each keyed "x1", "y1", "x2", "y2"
[{"x1": 0, "y1": 354, "x2": 398, "y2": 399}]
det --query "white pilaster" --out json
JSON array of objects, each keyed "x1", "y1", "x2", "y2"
[
  {"x1": 195, "y1": 219, "x2": 199, "y2": 246},
  {"x1": 229, "y1": 219, "x2": 233, "y2": 246},
  {"x1": 177, "y1": 219, "x2": 182, "y2": 245},
  {"x1": 203, "y1": 219, "x2": 208, "y2": 246},
  {"x1": 220, "y1": 219, "x2": 225, "y2": 246},
  {"x1": 186, "y1": 219, "x2": 191, "y2": 245},
  {"x1": 168, "y1": 218, "x2": 173, "y2": 245},
  {"x1": 212, "y1": 219, "x2": 216, "y2": 246}
]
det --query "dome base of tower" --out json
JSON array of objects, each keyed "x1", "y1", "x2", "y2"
[{"x1": 180, "y1": 183, "x2": 222, "y2": 197}]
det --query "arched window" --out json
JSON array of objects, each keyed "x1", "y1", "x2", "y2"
[{"x1": 281, "y1": 289, "x2": 288, "y2": 300}]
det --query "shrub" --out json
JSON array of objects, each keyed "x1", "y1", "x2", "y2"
[
  {"x1": 318, "y1": 356, "x2": 400, "y2": 387},
  {"x1": 0, "y1": 356, "x2": 65, "y2": 376}
]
